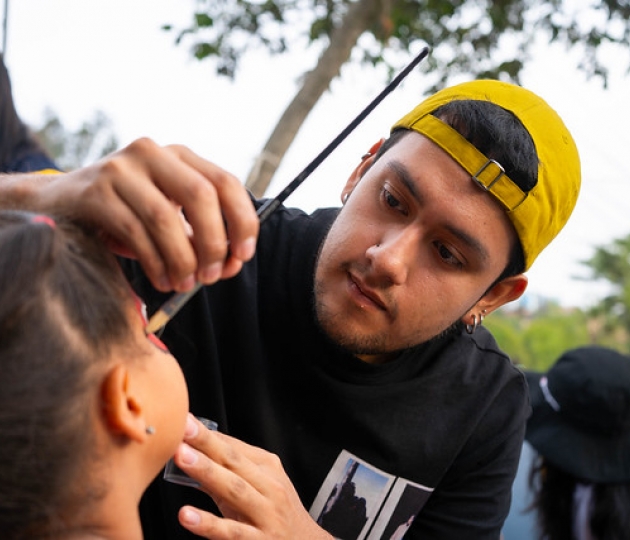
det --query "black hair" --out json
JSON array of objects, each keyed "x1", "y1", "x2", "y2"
[
  {"x1": 0, "y1": 210, "x2": 138, "y2": 539},
  {"x1": 528, "y1": 457, "x2": 630, "y2": 540},
  {"x1": 430, "y1": 99, "x2": 539, "y2": 193}
]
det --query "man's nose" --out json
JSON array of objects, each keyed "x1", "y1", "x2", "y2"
[{"x1": 365, "y1": 228, "x2": 418, "y2": 286}]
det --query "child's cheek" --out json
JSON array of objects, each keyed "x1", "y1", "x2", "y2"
[{"x1": 148, "y1": 332, "x2": 169, "y2": 352}]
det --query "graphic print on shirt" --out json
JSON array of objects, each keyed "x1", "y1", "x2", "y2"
[{"x1": 309, "y1": 450, "x2": 434, "y2": 540}]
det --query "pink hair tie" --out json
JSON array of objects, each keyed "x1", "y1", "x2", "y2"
[{"x1": 30, "y1": 215, "x2": 56, "y2": 228}]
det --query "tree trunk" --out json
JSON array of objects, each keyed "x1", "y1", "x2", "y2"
[{"x1": 245, "y1": 0, "x2": 382, "y2": 197}]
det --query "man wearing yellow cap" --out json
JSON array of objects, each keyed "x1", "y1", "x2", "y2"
[{"x1": 0, "y1": 79, "x2": 580, "y2": 539}]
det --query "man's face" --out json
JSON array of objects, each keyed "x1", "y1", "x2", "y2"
[{"x1": 314, "y1": 131, "x2": 521, "y2": 363}]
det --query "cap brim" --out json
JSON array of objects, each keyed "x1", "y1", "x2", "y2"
[{"x1": 525, "y1": 371, "x2": 630, "y2": 482}]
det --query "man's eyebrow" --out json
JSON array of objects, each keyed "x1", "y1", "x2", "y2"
[
  {"x1": 386, "y1": 160, "x2": 490, "y2": 263},
  {"x1": 444, "y1": 223, "x2": 489, "y2": 263},
  {"x1": 388, "y1": 160, "x2": 423, "y2": 204}
]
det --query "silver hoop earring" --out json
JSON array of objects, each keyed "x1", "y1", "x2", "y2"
[
  {"x1": 342, "y1": 193, "x2": 349, "y2": 204},
  {"x1": 465, "y1": 314, "x2": 478, "y2": 335},
  {"x1": 145, "y1": 425, "x2": 156, "y2": 435}
]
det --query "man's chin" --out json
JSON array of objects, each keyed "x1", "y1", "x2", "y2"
[
  {"x1": 313, "y1": 292, "x2": 436, "y2": 358},
  {"x1": 316, "y1": 307, "x2": 463, "y2": 360},
  {"x1": 317, "y1": 316, "x2": 396, "y2": 357}
]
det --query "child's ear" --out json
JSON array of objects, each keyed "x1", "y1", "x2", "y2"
[{"x1": 100, "y1": 364, "x2": 148, "y2": 443}]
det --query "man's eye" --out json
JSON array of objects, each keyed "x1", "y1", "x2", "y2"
[
  {"x1": 435, "y1": 242, "x2": 464, "y2": 269},
  {"x1": 382, "y1": 187, "x2": 407, "y2": 215}
]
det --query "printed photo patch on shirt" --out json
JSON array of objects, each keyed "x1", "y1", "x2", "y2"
[{"x1": 309, "y1": 450, "x2": 434, "y2": 540}]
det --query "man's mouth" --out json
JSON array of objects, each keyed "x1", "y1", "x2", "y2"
[{"x1": 348, "y1": 272, "x2": 388, "y2": 312}]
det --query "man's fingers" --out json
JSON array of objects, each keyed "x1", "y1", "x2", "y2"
[
  {"x1": 65, "y1": 138, "x2": 259, "y2": 291},
  {"x1": 178, "y1": 416, "x2": 288, "y2": 501},
  {"x1": 174, "y1": 440, "x2": 267, "y2": 511},
  {"x1": 132, "y1": 141, "x2": 259, "y2": 286},
  {"x1": 178, "y1": 506, "x2": 260, "y2": 540},
  {"x1": 106, "y1": 162, "x2": 201, "y2": 290},
  {"x1": 170, "y1": 144, "x2": 259, "y2": 265},
  {"x1": 175, "y1": 417, "x2": 330, "y2": 540},
  {"x1": 118, "y1": 139, "x2": 232, "y2": 288}
]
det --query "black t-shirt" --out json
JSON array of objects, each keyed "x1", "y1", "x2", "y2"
[{"x1": 129, "y1": 202, "x2": 529, "y2": 540}]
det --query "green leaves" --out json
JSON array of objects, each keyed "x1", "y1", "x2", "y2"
[
  {"x1": 195, "y1": 13, "x2": 214, "y2": 28},
  {"x1": 164, "y1": 0, "x2": 293, "y2": 78},
  {"x1": 488, "y1": 232, "x2": 630, "y2": 367},
  {"x1": 486, "y1": 306, "x2": 593, "y2": 371},
  {"x1": 581, "y1": 235, "x2": 630, "y2": 344},
  {"x1": 163, "y1": 0, "x2": 630, "y2": 88},
  {"x1": 161, "y1": 0, "x2": 630, "y2": 198}
]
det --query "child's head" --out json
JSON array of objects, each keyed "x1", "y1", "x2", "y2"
[{"x1": 0, "y1": 210, "x2": 188, "y2": 538}]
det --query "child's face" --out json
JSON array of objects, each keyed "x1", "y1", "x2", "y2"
[{"x1": 131, "y1": 296, "x2": 189, "y2": 469}]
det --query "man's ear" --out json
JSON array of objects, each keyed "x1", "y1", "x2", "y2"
[
  {"x1": 341, "y1": 138, "x2": 385, "y2": 204},
  {"x1": 475, "y1": 274, "x2": 528, "y2": 316},
  {"x1": 100, "y1": 364, "x2": 148, "y2": 444}
]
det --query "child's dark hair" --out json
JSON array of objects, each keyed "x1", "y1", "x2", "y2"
[{"x1": 0, "y1": 210, "x2": 138, "y2": 538}]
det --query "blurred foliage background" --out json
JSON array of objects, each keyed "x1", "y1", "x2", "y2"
[{"x1": 486, "y1": 233, "x2": 630, "y2": 371}]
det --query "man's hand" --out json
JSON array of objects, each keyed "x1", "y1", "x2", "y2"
[
  {"x1": 25, "y1": 138, "x2": 259, "y2": 291},
  {"x1": 173, "y1": 414, "x2": 333, "y2": 540}
]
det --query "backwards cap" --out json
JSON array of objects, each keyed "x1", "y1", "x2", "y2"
[{"x1": 392, "y1": 80, "x2": 581, "y2": 270}]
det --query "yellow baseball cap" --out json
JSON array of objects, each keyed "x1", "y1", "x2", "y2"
[{"x1": 392, "y1": 80, "x2": 581, "y2": 270}]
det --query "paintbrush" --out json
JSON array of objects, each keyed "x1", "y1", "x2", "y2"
[{"x1": 146, "y1": 46, "x2": 430, "y2": 334}]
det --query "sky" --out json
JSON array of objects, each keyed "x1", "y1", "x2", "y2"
[{"x1": 5, "y1": 0, "x2": 630, "y2": 308}]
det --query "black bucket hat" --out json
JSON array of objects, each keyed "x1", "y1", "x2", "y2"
[{"x1": 525, "y1": 346, "x2": 630, "y2": 483}]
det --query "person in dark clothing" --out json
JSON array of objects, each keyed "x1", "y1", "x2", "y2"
[
  {"x1": 525, "y1": 346, "x2": 630, "y2": 540},
  {"x1": 0, "y1": 79, "x2": 580, "y2": 539},
  {"x1": 0, "y1": 53, "x2": 58, "y2": 173}
]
